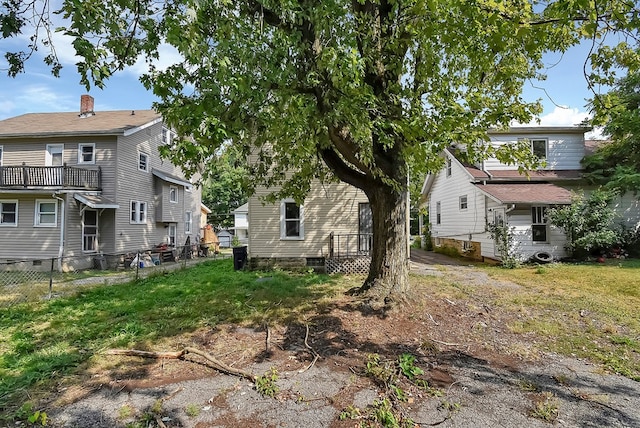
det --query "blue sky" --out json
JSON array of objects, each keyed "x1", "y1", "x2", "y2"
[{"x1": 0, "y1": 29, "x2": 600, "y2": 133}]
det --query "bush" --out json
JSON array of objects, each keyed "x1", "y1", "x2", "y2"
[{"x1": 548, "y1": 189, "x2": 621, "y2": 259}]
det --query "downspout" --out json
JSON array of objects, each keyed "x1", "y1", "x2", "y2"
[{"x1": 52, "y1": 192, "x2": 65, "y2": 271}]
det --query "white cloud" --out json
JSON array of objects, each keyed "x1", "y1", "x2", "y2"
[
  {"x1": 517, "y1": 106, "x2": 606, "y2": 140},
  {"x1": 127, "y1": 43, "x2": 184, "y2": 77},
  {"x1": 0, "y1": 84, "x2": 77, "y2": 118}
]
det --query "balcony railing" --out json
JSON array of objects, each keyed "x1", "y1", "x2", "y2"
[
  {"x1": 329, "y1": 232, "x2": 373, "y2": 259},
  {"x1": 0, "y1": 165, "x2": 101, "y2": 190}
]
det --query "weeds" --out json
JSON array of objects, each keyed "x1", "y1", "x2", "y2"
[
  {"x1": 14, "y1": 402, "x2": 47, "y2": 426},
  {"x1": 256, "y1": 367, "x2": 280, "y2": 397},
  {"x1": 185, "y1": 403, "x2": 200, "y2": 417},
  {"x1": 342, "y1": 353, "x2": 439, "y2": 427},
  {"x1": 531, "y1": 391, "x2": 559, "y2": 422}
]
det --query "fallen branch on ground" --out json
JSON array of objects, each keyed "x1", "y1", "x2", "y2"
[
  {"x1": 298, "y1": 324, "x2": 320, "y2": 374},
  {"x1": 106, "y1": 347, "x2": 257, "y2": 383}
]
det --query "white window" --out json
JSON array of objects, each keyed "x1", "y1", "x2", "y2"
[
  {"x1": 436, "y1": 201, "x2": 441, "y2": 225},
  {"x1": 280, "y1": 199, "x2": 304, "y2": 240},
  {"x1": 531, "y1": 139, "x2": 547, "y2": 160},
  {"x1": 46, "y1": 144, "x2": 64, "y2": 166},
  {"x1": 162, "y1": 126, "x2": 170, "y2": 144},
  {"x1": 185, "y1": 211, "x2": 192, "y2": 234},
  {"x1": 459, "y1": 195, "x2": 468, "y2": 210},
  {"x1": 168, "y1": 224, "x2": 177, "y2": 246},
  {"x1": 130, "y1": 201, "x2": 147, "y2": 224},
  {"x1": 34, "y1": 199, "x2": 57, "y2": 227},
  {"x1": 531, "y1": 206, "x2": 548, "y2": 243},
  {"x1": 0, "y1": 146, "x2": 3, "y2": 166},
  {"x1": 0, "y1": 200, "x2": 18, "y2": 226},
  {"x1": 169, "y1": 186, "x2": 178, "y2": 203},
  {"x1": 138, "y1": 152, "x2": 149, "y2": 172},
  {"x1": 446, "y1": 157, "x2": 452, "y2": 177},
  {"x1": 82, "y1": 209, "x2": 98, "y2": 253},
  {"x1": 78, "y1": 143, "x2": 95, "y2": 164}
]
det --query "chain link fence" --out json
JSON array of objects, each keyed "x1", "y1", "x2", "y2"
[{"x1": 0, "y1": 241, "x2": 229, "y2": 308}]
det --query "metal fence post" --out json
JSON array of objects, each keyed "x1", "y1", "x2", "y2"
[
  {"x1": 48, "y1": 257, "x2": 54, "y2": 299},
  {"x1": 135, "y1": 251, "x2": 140, "y2": 281}
]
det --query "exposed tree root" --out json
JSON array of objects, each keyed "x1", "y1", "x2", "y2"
[
  {"x1": 106, "y1": 347, "x2": 257, "y2": 383},
  {"x1": 298, "y1": 324, "x2": 320, "y2": 374}
]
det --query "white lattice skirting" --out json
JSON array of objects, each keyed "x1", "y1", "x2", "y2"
[{"x1": 326, "y1": 256, "x2": 371, "y2": 275}]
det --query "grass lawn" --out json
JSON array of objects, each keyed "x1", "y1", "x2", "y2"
[
  {"x1": 1, "y1": 257, "x2": 639, "y2": 422},
  {"x1": 0, "y1": 259, "x2": 348, "y2": 419},
  {"x1": 481, "y1": 259, "x2": 640, "y2": 381}
]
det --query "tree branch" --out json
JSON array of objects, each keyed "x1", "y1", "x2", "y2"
[{"x1": 320, "y1": 147, "x2": 370, "y2": 190}]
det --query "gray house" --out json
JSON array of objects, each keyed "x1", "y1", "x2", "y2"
[{"x1": 0, "y1": 95, "x2": 201, "y2": 269}]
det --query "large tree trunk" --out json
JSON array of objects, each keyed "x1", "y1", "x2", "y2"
[{"x1": 357, "y1": 182, "x2": 410, "y2": 302}]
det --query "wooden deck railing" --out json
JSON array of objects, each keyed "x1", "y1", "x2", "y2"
[
  {"x1": 329, "y1": 232, "x2": 373, "y2": 258},
  {"x1": 0, "y1": 165, "x2": 101, "y2": 189}
]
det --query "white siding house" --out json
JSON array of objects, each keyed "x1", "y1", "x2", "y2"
[{"x1": 422, "y1": 126, "x2": 639, "y2": 262}]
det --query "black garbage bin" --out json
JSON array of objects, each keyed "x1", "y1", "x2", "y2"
[{"x1": 233, "y1": 245, "x2": 248, "y2": 270}]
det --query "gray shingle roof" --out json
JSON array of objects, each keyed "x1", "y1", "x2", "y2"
[{"x1": 0, "y1": 110, "x2": 160, "y2": 138}]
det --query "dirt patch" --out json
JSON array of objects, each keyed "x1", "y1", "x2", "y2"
[{"x1": 45, "y1": 253, "x2": 640, "y2": 427}]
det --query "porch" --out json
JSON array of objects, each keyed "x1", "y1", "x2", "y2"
[{"x1": 0, "y1": 165, "x2": 101, "y2": 190}]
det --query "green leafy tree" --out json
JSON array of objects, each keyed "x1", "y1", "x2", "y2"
[
  {"x1": 586, "y1": 71, "x2": 640, "y2": 193},
  {"x1": 200, "y1": 144, "x2": 249, "y2": 230},
  {"x1": 3, "y1": 1, "x2": 640, "y2": 300},
  {"x1": 548, "y1": 189, "x2": 621, "y2": 259}
]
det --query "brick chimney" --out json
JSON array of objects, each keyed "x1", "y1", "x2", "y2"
[{"x1": 79, "y1": 94, "x2": 95, "y2": 117}]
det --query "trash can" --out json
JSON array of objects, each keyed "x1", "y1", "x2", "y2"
[{"x1": 232, "y1": 245, "x2": 248, "y2": 270}]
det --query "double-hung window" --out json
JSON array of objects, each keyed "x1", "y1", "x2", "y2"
[
  {"x1": 34, "y1": 200, "x2": 57, "y2": 227},
  {"x1": 446, "y1": 157, "x2": 452, "y2": 177},
  {"x1": 459, "y1": 195, "x2": 468, "y2": 210},
  {"x1": 280, "y1": 199, "x2": 304, "y2": 240},
  {"x1": 169, "y1": 186, "x2": 178, "y2": 203},
  {"x1": 0, "y1": 200, "x2": 17, "y2": 226},
  {"x1": 531, "y1": 206, "x2": 548, "y2": 242},
  {"x1": 138, "y1": 152, "x2": 149, "y2": 172},
  {"x1": 130, "y1": 201, "x2": 147, "y2": 224},
  {"x1": 78, "y1": 143, "x2": 95, "y2": 164}
]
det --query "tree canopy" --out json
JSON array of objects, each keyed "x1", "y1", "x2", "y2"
[
  {"x1": 586, "y1": 70, "x2": 640, "y2": 193},
  {"x1": 3, "y1": 0, "x2": 640, "y2": 299}
]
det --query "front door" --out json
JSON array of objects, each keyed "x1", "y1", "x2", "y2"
[
  {"x1": 82, "y1": 209, "x2": 98, "y2": 253},
  {"x1": 493, "y1": 207, "x2": 506, "y2": 258},
  {"x1": 358, "y1": 203, "x2": 372, "y2": 254}
]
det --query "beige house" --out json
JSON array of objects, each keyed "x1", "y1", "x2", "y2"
[
  {"x1": 0, "y1": 95, "x2": 201, "y2": 269},
  {"x1": 247, "y1": 181, "x2": 370, "y2": 272}
]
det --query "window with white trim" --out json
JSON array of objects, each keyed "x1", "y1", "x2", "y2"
[
  {"x1": 169, "y1": 186, "x2": 178, "y2": 203},
  {"x1": 83, "y1": 209, "x2": 98, "y2": 252},
  {"x1": 0, "y1": 146, "x2": 3, "y2": 166},
  {"x1": 168, "y1": 224, "x2": 177, "y2": 246},
  {"x1": 185, "y1": 211, "x2": 192, "y2": 234},
  {"x1": 531, "y1": 206, "x2": 548, "y2": 243},
  {"x1": 0, "y1": 200, "x2": 18, "y2": 226},
  {"x1": 78, "y1": 143, "x2": 95, "y2": 164},
  {"x1": 280, "y1": 199, "x2": 304, "y2": 239},
  {"x1": 138, "y1": 152, "x2": 149, "y2": 172},
  {"x1": 34, "y1": 200, "x2": 57, "y2": 227},
  {"x1": 130, "y1": 201, "x2": 147, "y2": 224},
  {"x1": 531, "y1": 139, "x2": 547, "y2": 160},
  {"x1": 459, "y1": 195, "x2": 468, "y2": 210},
  {"x1": 446, "y1": 157, "x2": 452, "y2": 177},
  {"x1": 436, "y1": 201, "x2": 441, "y2": 225},
  {"x1": 162, "y1": 126, "x2": 170, "y2": 144}
]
